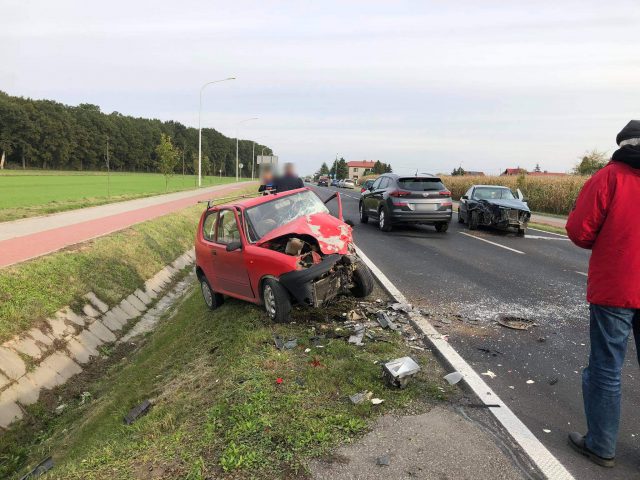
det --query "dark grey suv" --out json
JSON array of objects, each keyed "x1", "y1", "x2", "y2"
[{"x1": 359, "y1": 174, "x2": 453, "y2": 232}]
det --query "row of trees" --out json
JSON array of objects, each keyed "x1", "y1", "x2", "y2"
[
  {"x1": 0, "y1": 91, "x2": 272, "y2": 177},
  {"x1": 317, "y1": 158, "x2": 392, "y2": 180}
]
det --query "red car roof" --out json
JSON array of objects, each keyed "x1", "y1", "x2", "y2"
[{"x1": 213, "y1": 187, "x2": 309, "y2": 210}]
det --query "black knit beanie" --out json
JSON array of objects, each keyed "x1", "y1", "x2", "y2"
[{"x1": 616, "y1": 120, "x2": 640, "y2": 145}]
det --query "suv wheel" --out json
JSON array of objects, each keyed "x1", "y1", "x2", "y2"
[
  {"x1": 435, "y1": 222, "x2": 449, "y2": 233},
  {"x1": 378, "y1": 207, "x2": 392, "y2": 232},
  {"x1": 262, "y1": 279, "x2": 291, "y2": 323},
  {"x1": 517, "y1": 227, "x2": 527, "y2": 237},
  {"x1": 201, "y1": 277, "x2": 223, "y2": 311},
  {"x1": 359, "y1": 202, "x2": 368, "y2": 224}
]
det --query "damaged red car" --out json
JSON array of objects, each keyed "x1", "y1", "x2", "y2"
[{"x1": 194, "y1": 188, "x2": 374, "y2": 322}]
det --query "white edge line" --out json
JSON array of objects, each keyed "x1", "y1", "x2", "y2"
[
  {"x1": 459, "y1": 231, "x2": 526, "y2": 255},
  {"x1": 575, "y1": 271, "x2": 588, "y2": 277},
  {"x1": 528, "y1": 227, "x2": 568, "y2": 238},
  {"x1": 355, "y1": 245, "x2": 575, "y2": 480}
]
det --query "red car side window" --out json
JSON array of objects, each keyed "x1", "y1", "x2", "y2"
[
  {"x1": 202, "y1": 211, "x2": 218, "y2": 242},
  {"x1": 216, "y1": 210, "x2": 241, "y2": 245}
]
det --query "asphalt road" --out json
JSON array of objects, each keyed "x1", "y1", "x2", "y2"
[{"x1": 310, "y1": 184, "x2": 640, "y2": 480}]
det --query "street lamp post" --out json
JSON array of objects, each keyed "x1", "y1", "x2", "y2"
[
  {"x1": 198, "y1": 77, "x2": 235, "y2": 187},
  {"x1": 251, "y1": 141, "x2": 255, "y2": 180},
  {"x1": 236, "y1": 117, "x2": 258, "y2": 181}
]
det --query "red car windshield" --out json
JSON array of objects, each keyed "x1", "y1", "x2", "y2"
[{"x1": 245, "y1": 190, "x2": 330, "y2": 242}]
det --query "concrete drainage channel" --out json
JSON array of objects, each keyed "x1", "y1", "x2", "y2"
[{"x1": 0, "y1": 249, "x2": 196, "y2": 430}]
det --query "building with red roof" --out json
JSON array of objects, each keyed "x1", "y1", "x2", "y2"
[{"x1": 347, "y1": 160, "x2": 376, "y2": 180}]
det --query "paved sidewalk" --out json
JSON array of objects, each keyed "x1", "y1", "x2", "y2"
[{"x1": 0, "y1": 182, "x2": 255, "y2": 268}]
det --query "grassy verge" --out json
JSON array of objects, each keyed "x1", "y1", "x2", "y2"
[
  {"x1": 528, "y1": 222, "x2": 567, "y2": 236},
  {"x1": 0, "y1": 171, "x2": 243, "y2": 222},
  {"x1": 2, "y1": 285, "x2": 448, "y2": 480},
  {"x1": 0, "y1": 185, "x2": 256, "y2": 343}
]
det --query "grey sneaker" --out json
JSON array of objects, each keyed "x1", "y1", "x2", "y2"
[{"x1": 568, "y1": 432, "x2": 615, "y2": 468}]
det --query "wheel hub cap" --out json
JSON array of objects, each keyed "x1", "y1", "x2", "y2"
[
  {"x1": 264, "y1": 285, "x2": 276, "y2": 317},
  {"x1": 201, "y1": 281, "x2": 213, "y2": 307}
]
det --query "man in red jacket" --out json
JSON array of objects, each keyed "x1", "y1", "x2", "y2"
[{"x1": 566, "y1": 120, "x2": 640, "y2": 468}]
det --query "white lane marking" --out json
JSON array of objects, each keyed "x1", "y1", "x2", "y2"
[
  {"x1": 576, "y1": 271, "x2": 588, "y2": 277},
  {"x1": 524, "y1": 235, "x2": 570, "y2": 241},
  {"x1": 528, "y1": 227, "x2": 568, "y2": 238},
  {"x1": 354, "y1": 246, "x2": 575, "y2": 480},
  {"x1": 459, "y1": 232, "x2": 526, "y2": 255}
]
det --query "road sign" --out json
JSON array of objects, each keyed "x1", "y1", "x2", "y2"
[{"x1": 257, "y1": 155, "x2": 278, "y2": 165}]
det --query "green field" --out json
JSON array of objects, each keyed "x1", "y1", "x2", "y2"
[{"x1": 0, "y1": 170, "x2": 246, "y2": 222}]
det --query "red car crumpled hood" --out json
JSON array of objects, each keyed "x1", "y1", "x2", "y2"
[{"x1": 256, "y1": 213, "x2": 353, "y2": 255}]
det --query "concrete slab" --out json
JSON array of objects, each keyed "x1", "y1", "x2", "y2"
[
  {"x1": 88, "y1": 320, "x2": 117, "y2": 343},
  {"x1": 47, "y1": 315, "x2": 73, "y2": 339},
  {"x1": 8, "y1": 375, "x2": 40, "y2": 406},
  {"x1": 144, "y1": 286, "x2": 159, "y2": 300},
  {"x1": 42, "y1": 352, "x2": 82, "y2": 382},
  {"x1": 30, "y1": 357, "x2": 66, "y2": 389},
  {"x1": 101, "y1": 310, "x2": 125, "y2": 332},
  {"x1": 0, "y1": 347, "x2": 27, "y2": 380},
  {"x1": 84, "y1": 292, "x2": 109, "y2": 313},
  {"x1": 6, "y1": 336, "x2": 42, "y2": 359},
  {"x1": 119, "y1": 299, "x2": 141, "y2": 319},
  {"x1": 65, "y1": 337, "x2": 93, "y2": 364},
  {"x1": 56, "y1": 307, "x2": 85, "y2": 327},
  {"x1": 134, "y1": 289, "x2": 152, "y2": 306},
  {"x1": 82, "y1": 303, "x2": 101, "y2": 318},
  {"x1": 28, "y1": 328, "x2": 54, "y2": 347},
  {"x1": 111, "y1": 306, "x2": 130, "y2": 325},
  {"x1": 308, "y1": 406, "x2": 524, "y2": 480},
  {"x1": 74, "y1": 330, "x2": 102, "y2": 356},
  {"x1": 0, "y1": 372, "x2": 10, "y2": 390},
  {"x1": 126, "y1": 294, "x2": 147, "y2": 312},
  {"x1": 0, "y1": 392, "x2": 23, "y2": 428}
]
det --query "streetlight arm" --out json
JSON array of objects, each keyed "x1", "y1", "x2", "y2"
[{"x1": 198, "y1": 77, "x2": 236, "y2": 187}]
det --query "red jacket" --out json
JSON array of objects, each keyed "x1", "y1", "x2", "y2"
[{"x1": 566, "y1": 161, "x2": 640, "y2": 308}]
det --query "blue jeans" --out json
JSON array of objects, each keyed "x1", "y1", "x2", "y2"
[{"x1": 583, "y1": 304, "x2": 640, "y2": 459}]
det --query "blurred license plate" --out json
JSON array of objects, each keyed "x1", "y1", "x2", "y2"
[{"x1": 414, "y1": 203, "x2": 437, "y2": 211}]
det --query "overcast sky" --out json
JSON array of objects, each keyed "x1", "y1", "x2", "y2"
[{"x1": 1, "y1": 0, "x2": 638, "y2": 175}]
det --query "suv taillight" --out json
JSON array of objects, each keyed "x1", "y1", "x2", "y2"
[
  {"x1": 439, "y1": 190, "x2": 451, "y2": 196},
  {"x1": 389, "y1": 190, "x2": 411, "y2": 197}
]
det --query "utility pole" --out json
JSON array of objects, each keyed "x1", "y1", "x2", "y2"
[
  {"x1": 105, "y1": 137, "x2": 111, "y2": 199},
  {"x1": 251, "y1": 141, "x2": 255, "y2": 180}
]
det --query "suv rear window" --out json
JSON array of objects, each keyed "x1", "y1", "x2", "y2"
[{"x1": 398, "y1": 177, "x2": 445, "y2": 191}]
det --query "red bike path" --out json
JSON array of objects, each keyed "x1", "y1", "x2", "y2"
[{"x1": 0, "y1": 183, "x2": 250, "y2": 268}]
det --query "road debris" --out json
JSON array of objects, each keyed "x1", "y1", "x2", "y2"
[
  {"x1": 348, "y1": 324, "x2": 365, "y2": 346},
  {"x1": 310, "y1": 334, "x2": 326, "y2": 347},
  {"x1": 443, "y1": 371, "x2": 463, "y2": 385},
  {"x1": 526, "y1": 379, "x2": 535, "y2": 384},
  {"x1": 349, "y1": 390, "x2": 373, "y2": 405},
  {"x1": 371, "y1": 398, "x2": 384, "y2": 405},
  {"x1": 382, "y1": 356, "x2": 420, "y2": 389},
  {"x1": 497, "y1": 315, "x2": 536, "y2": 331},
  {"x1": 376, "y1": 311, "x2": 398, "y2": 330},
  {"x1": 347, "y1": 309, "x2": 363, "y2": 321},
  {"x1": 304, "y1": 348, "x2": 311, "y2": 353},
  {"x1": 276, "y1": 377, "x2": 283, "y2": 384},
  {"x1": 19, "y1": 457, "x2": 54, "y2": 480},
  {"x1": 481, "y1": 370, "x2": 496, "y2": 379},
  {"x1": 124, "y1": 399, "x2": 152, "y2": 425},
  {"x1": 543, "y1": 429, "x2": 551, "y2": 433},
  {"x1": 376, "y1": 454, "x2": 390, "y2": 466},
  {"x1": 549, "y1": 377, "x2": 559, "y2": 386},
  {"x1": 390, "y1": 302, "x2": 413, "y2": 313},
  {"x1": 477, "y1": 347, "x2": 503, "y2": 356},
  {"x1": 274, "y1": 335, "x2": 298, "y2": 350}
]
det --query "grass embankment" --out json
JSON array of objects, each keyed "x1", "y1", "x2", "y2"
[
  {"x1": 0, "y1": 170, "x2": 244, "y2": 222},
  {"x1": 4, "y1": 288, "x2": 447, "y2": 480},
  {"x1": 0, "y1": 184, "x2": 256, "y2": 344}
]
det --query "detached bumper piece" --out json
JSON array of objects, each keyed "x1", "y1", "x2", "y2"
[{"x1": 279, "y1": 254, "x2": 357, "y2": 307}]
